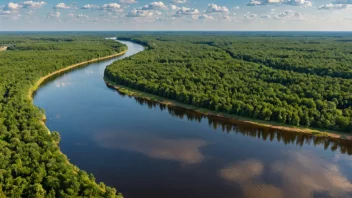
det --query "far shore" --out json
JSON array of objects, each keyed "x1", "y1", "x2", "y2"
[{"x1": 105, "y1": 79, "x2": 352, "y2": 141}]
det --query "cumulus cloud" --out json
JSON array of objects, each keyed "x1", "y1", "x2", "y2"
[
  {"x1": 170, "y1": 5, "x2": 179, "y2": 10},
  {"x1": 0, "y1": 10, "x2": 11, "y2": 15},
  {"x1": 22, "y1": 1, "x2": 46, "y2": 9},
  {"x1": 223, "y1": 15, "x2": 234, "y2": 21},
  {"x1": 261, "y1": 14, "x2": 271, "y2": 19},
  {"x1": 248, "y1": 0, "x2": 312, "y2": 7},
  {"x1": 54, "y1": 3, "x2": 70, "y2": 9},
  {"x1": 206, "y1": 4, "x2": 229, "y2": 14},
  {"x1": 1, "y1": 1, "x2": 46, "y2": 16},
  {"x1": 244, "y1": 13, "x2": 258, "y2": 20},
  {"x1": 101, "y1": 3, "x2": 123, "y2": 12},
  {"x1": 318, "y1": 4, "x2": 350, "y2": 10},
  {"x1": 126, "y1": 9, "x2": 153, "y2": 17},
  {"x1": 119, "y1": 0, "x2": 138, "y2": 3},
  {"x1": 142, "y1": 2, "x2": 167, "y2": 10},
  {"x1": 46, "y1": 11, "x2": 60, "y2": 19},
  {"x1": 172, "y1": 0, "x2": 187, "y2": 3},
  {"x1": 175, "y1": 7, "x2": 199, "y2": 15},
  {"x1": 81, "y1": 4, "x2": 99, "y2": 10},
  {"x1": 274, "y1": 10, "x2": 302, "y2": 19},
  {"x1": 197, "y1": 14, "x2": 214, "y2": 20},
  {"x1": 333, "y1": 0, "x2": 352, "y2": 4},
  {"x1": 3, "y1": 2, "x2": 22, "y2": 11},
  {"x1": 77, "y1": 14, "x2": 88, "y2": 18}
]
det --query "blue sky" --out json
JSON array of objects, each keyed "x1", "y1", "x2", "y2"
[{"x1": 0, "y1": 0, "x2": 351, "y2": 31}]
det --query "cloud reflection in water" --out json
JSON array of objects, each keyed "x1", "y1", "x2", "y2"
[
  {"x1": 94, "y1": 131, "x2": 208, "y2": 164},
  {"x1": 219, "y1": 152, "x2": 352, "y2": 198}
]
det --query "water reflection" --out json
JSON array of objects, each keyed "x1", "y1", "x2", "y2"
[
  {"x1": 272, "y1": 152, "x2": 352, "y2": 198},
  {"x1": 219, "y1": 152, "x2": 352, "y2": 198},
  {"x1": 94, "y1": 131, "x2": 208, "y2": 164},
  {"x1": 54, "y1": 76, "x2": 72, "y2": 88},
  {"x1": 220, "y1": 159, "x2": 264, "y2": 183},
  {"x1": 110, "y1": 86, "x2": 352, "y2": 155},
  {"x1": 219, "y1": 160, "x2": 283, "y2": 198},
  {"x1": 34, "y1": 40, "x2": 352, "y2": 198}
]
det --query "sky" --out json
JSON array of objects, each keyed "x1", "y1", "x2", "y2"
[{"x1": 0, "y1": 0, "x2": 351, "y2": 31}]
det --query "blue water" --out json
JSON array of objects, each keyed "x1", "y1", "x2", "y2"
[{"x1": 34, "y1": 40, "x2": 352, "y2": 198}]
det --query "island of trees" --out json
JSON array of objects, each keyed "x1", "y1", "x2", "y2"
[
  {"x1": 105, "y1": 32, "x2": 352, "y2": 133},
  {"x1": 0, "y1": 33, "x2": 126, "y2": 197}
]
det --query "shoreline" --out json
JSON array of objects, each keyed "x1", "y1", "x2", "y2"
[
  {"x1": 28, "y1": 50, "x2": 127, "y2": 100},
  {"x1": 105, "y1": 80, "x2": 352, "y2": 141},
  {"x1": 28, "y1": 50, "x2": 127, "y2": 132},
  {"x1": 28, "y1": 50, "x2": 127, "y2": 198}
]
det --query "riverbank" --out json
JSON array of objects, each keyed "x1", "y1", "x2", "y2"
[
  {"x1": 28, "y1": 50, "x2": 127, "y2": 100},
  {"x1": 105, "y1": 79, "x2": 352, "y2": 141},
  {"x1": 29, "y1": 50, "x2": 127, "y2": 198}
]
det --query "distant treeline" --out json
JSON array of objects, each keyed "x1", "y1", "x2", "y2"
[
  {"x1": 0, "y1": 34, "x2": 126, "y2": 197},
  {"x1": 105, "y1": 33, "x2": 352, "y2": 132}
]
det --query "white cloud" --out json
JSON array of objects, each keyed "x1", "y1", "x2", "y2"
[
  {"x1": 102, "y1": 3, "x2": 123, "y2": 12},
  {"x1": 206, "y1": 4, "x2": 229, "y2": 14},
  {"x1": 102, "y1": 3, "x2": 121, "y2": 9},
  {"x1": 318, "y1": 4, "x2": 350, "y2": 10},
  {"x1": 119, "y1": 0, "x2": 138, "y2": 3},
  {"x1": 197, "y1": 14, "x2": 214, "y2": 20},
  {"x1": 0, "y1": 10, "x2": 11, "y2": 15},
  {"x1": 22, "y1": 1, "x2": 46, "y2": 9},
  {"x1": 126, "y1": 9, "x2": 153, "y2": 17},
  {"x1": 81, "y1": 4, "x2": 99, "y2": 10},
  {"x1": 333, "y1": 0, "x2": 352, "y2": 4},
  {"x1": 171, "y1": 5, "x2": 179, "y2": 10},
  {"x1": 175, "y1": 7, "x2": 199, "y2": 15},
  {"x1": 261, "y1": 14, "x2": 271, "y2": 19},
  {"x1": 142, "y1": 2, "x2": 167, "y2": 10},
  {"x1": 54, "y1": 3, "x2": 70, "y2": 9},
  {"x1": 286, "y1": 0, "x2": 312, "y2": 6},
  {"x1": 4, "y1": 2, "x2": 22, "y2": 11},
  {"x1": 248, "y1": 0, "x2": 312, "y2": 7},
  {"x1": 274, "y1": 10, "x2": 302, "y2": 19},
  {"x1": 46, "y1": 11, "x2": 60, "y2": 19},
  {"x1": 77, "y1": 14, "x2": 88, "y2": 18},
  {"x1": 223, "y1": 15, "x2": 235, "y2": 21},
  {"x1": 172, "y1": 0, "x2": 187, "y2": 3}
]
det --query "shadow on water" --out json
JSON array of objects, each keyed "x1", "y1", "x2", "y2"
[{"x1": 108, "y1": 84, "x2": 352, "y2": 156}]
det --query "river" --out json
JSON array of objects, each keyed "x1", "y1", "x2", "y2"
[{"x1": 33, "y1": 40, "x2": 352, "y2": 198}]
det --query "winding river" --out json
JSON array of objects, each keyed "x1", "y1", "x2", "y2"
[{"x1": 34, "y1": 40, "x2": 352, "y2": 198}]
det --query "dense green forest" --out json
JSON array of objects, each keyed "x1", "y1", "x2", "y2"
[
  {"x1": 105, "y1": 33, "x2": 352, "y2": 133},
  {"x1": 0, "y1": 33, "x2": 126, "y2": 197}
]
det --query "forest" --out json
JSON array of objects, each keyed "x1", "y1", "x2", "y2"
[
  {"x1": 0, "y1": 33, "x2": 126, "y2": 197},
  {"x1": 105, "y1": 32, "x2": 352, "y2": 133}
]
